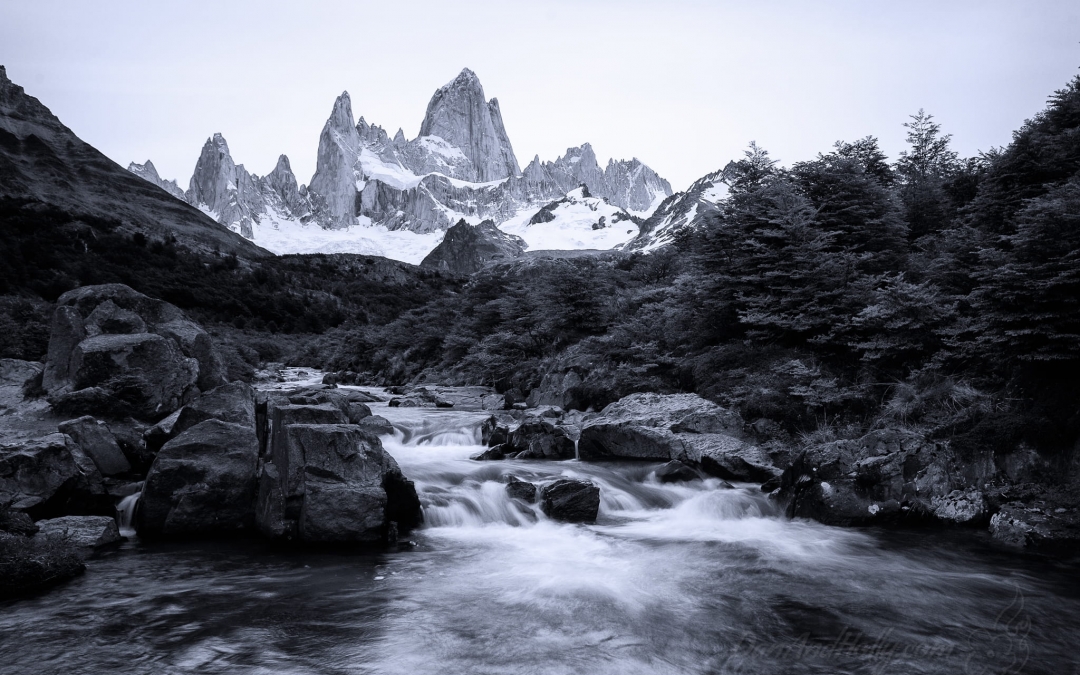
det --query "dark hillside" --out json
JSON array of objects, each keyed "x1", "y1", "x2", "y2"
[{"x1": 0, "y1": 65, "x2": 264, "y2": 259}]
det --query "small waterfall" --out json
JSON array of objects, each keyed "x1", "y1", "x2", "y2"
[
  {"x1": 117, "y1": 492, "x2": 140, "y2": 536},
  {"x1": 374, "y1": 404, "x2": 776, "y2": 533}
]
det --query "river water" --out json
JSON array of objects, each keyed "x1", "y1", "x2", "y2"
[{"x1": 1, "y1": 395, "x2": 1078, "y2": 674}]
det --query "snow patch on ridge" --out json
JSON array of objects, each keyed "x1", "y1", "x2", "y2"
[
  {"x1": 499, "y1": 188, "x2": 639, "y2": 251},
  {"x1": 246, "y1": 211, "x2": 445, "y2": 264}
]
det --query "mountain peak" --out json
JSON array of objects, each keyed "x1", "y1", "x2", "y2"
[
  {"x1": 449, "y1": 68, "x2": 481, "y2": 89},
  {"x1": 327, "y1": 92, "x2": 355, "y2": 132},
  {"x1": 418, "y1": 67, "x2": 519, "y2": 182}
]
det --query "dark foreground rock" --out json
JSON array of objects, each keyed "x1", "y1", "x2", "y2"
[
  {"x1": 579, "y1": 393, "x2": 779, "y2": 482},
  {"x1": 982, "y1": 482, "x2": 1080, "y2": 550},
  {"x1": 35, "y1": 515, "x2": 121, "y2": 549},
  {"x1": 507, "y1": 421, "x2": 576, "y2": 460},
  {"x1": 540, "y1": 479, "x2": 599, "y2": 523},
  {"x1": 257, "y1": 423, "x2": 421, "y2": 543},
  {"x1": 776, "y1": 429, "x2": 963, "y2": 527},
  {"x1": 0, "y1": 433, "x2": 109, "y2": 518},
  {"x1": 0, "y1": 359, "x2": 43, "y2": 414},
  {"x1": 357, "y1": 415, "x2": 395, "y2": 436},
  {"x1": 57, "y1": 416, "x2": 131, "y2": 476},
  {"x1": 0, "y1": 531, "x2": 85, "y2": 599},
  {"x1": 655, "y1": 460, "x2": 699, "y2": 483},
  {"x1": 506, "y1": 475, "x2": 537, "y2": 503},
  {"x1": 49, "y1": 333, "x2": 199, "y2": 419},
  {"x1": 989, "y1": 504, "x2": 1080, "y2": 550},
  {"x1": 0, "y1": 508, "x2": 37, "y2": 536},
  {"x1": 471, "y1": 446, "x2": 506, "y2": 461},
  {"x1": 175, "y1": 381, "x2": 257, "y2": 432},
  {"x1": 42, "y1": 284, "x2": 228, "y2": 421},
  {"x1": 136, "y1": 420, "x2": 260, "y2": 537}
]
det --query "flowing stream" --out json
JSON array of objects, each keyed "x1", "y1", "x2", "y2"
[{"x1": 1, "y1": 394, "x2": 1078, "y2": 674}]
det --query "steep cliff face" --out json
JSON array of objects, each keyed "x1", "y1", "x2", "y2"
[
  {"x1": 264, "y1": 155, "x2": 307, "y2": 219},
  {"x1": 602, "y1": 158, "x2": 672, "y2": 213},
  {"x1": 186, "y1": 134, "x2": 266, "y2": 238},
  {"x1": 417, "y1": 69, "x2": 519, "y2": 182},
  {"x1": 308, "y1": 92, "x2": 361, "y2": 230}
]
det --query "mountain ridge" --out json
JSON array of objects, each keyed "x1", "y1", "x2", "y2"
[{"x1": 127, "y1": 68, "x2": 677, "y2": 263}]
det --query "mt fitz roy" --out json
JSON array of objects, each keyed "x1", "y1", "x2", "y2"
[{"x1": 128, "y1": 69, "x2": 695, "y2": 263}]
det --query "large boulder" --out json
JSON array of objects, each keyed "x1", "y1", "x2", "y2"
[
  {"x1": 144, "y1": 382, "x2": 257, "y2": 455},
  {"x1": 655, "y1": 460, "x2": 700, "y2": 484},
  {"x1": 57, "y1": 416, "x2": 131, "y2": 476},
  {"x1": 931, "y1": 489, "x2": 990, "y2": 526},
  {"x1": 136, "y1": 420, "x2": 260, "y2": 537},
  {"x1": 257, "y1": 423, "x2": 421, "y2": 543},
  {"x1": 42, "y1": 284, "x2": 228, "y2": 419},
  {"x1": 578, "y1": 393, "x2": 777, "y2": 482},
  {"x1": 50, "y1": 333, "x2": 199, "y2": 419},
  {"x1": 0, "y1": 508, "x2": 37, "y2": 536},
  {"x1": 776, "y1": 429, "x2": 962, "y2": 527},
  {"x1": 357, "y1": 415, "x2": 395, "y2": 436},
  {"x1": 540, "y1": 479, "x2": 599, "y2": 523},
  {"x1": 175, "y1": 381, "x2": 257, "y2": 431},
  {"x1": 0, "y1": 433, "x2": 107, "y2": 518},
  {"x1": 35, "y1": 515, "x2": 121, "y2": 550}
]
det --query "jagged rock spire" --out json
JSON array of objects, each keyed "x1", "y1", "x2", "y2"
[
  {"x1": 186, "y1": 133, "x2": 263, "y2": 237},
  {"x1": 308, "y1": 92, "x2": 361, "y2": 229},
  {"x1": 418, "y1": 68, "x2": 520, "y2": 182}
]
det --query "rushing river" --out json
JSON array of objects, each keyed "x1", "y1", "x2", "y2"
[{"x1": 1, "y1": 394, "x2": 1079, "y2": 674}]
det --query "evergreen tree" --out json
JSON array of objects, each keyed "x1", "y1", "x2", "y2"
[
  {"x1": 792, "y1": 148, "x2": 909, "y2": 274},
  {"x1": 896, "y1": 110, "x2": 960, "y2": 239}
]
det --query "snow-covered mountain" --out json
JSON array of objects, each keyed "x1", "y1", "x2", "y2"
[
  {"x1": 128, "y1": 68, "x2": 675, "y2": 264},
  {"x1": 624, "y1": 169, "x2": 727, "y2": 251},
  {"x1": 501, "y1": 187, "x2": 641, "y2": 251}
]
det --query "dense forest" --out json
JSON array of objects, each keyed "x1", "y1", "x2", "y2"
[{"x1": 327, "y1": 74, "x2": 1080, "y2": 459}]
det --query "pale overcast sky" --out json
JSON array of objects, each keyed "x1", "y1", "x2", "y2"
[{"x1": 3, "y1": 0, "x2": 1078, "y2": 191}]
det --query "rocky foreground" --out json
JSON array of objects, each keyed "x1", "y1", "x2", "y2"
[
  {"x1": 0, "y1": 284, "x2": 422, "y2": 597},
  {"x1": 2, "y1": 283, "x2": 1078, "y2": 597}
]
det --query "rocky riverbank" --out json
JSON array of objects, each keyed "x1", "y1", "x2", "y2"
[{"x1": 0, "y1": 284, "x2": 423, "y2": 597}]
